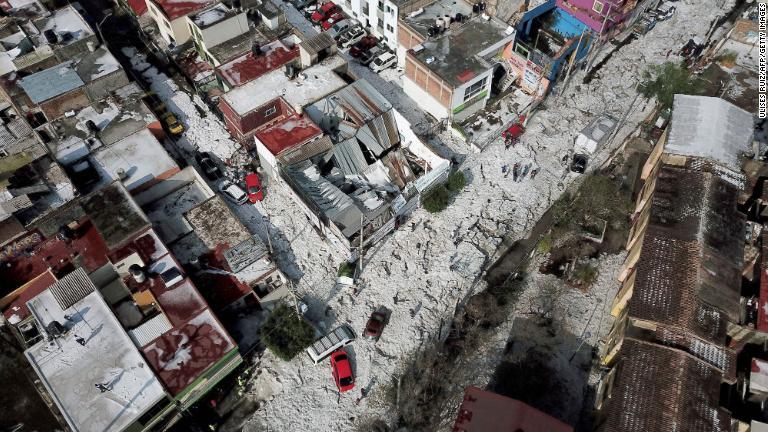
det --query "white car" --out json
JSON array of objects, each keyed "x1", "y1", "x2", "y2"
[
  {"x1": 218, "y1": 179, "x2": 248, "y2": 205},
  {"x1": 370, "y1": 51, "x2": 396, "y2": 73},
  {"x1": 329, "y1": 18, "x2": 359, "y2": 40},
  {"x1": 339, "y1": 26, "x2": 366, "y2": 48}
]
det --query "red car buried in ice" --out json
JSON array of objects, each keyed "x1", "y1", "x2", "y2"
[
  {"x1": 244, "y1": 173, "x2": 264, "y2": 203},
  {"x1": 330, "y1": 350, "x2": 355, "y2": 392},
  {"x1": 311, "y1": 2, "x2": 338, "y2": 23}
]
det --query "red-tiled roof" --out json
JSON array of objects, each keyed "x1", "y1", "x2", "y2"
[
  {"x1": 255, "y1": 114, "x2": 323, "y2": 157},
  {"x1": 152, "y1": 0, "x2": 213, "y2": 21},
  {"x1": 126, "y1": 0, "x2": 148, "y2": 16},
  {"x1": 0, "y1": 222, "x2": 109, "y2": 292},
  {"x1": 1, "y1": 269, "x2": 57, "y2": 323},
  {"x1": 452, "y1": 387, "x2": 573, "y2": 432},
  {"x1": 141, "y1": 308, "x2": 235, "y2": 395},
  {"x1": 216, "y1": 43, "x2": 299, "y2": 88}
]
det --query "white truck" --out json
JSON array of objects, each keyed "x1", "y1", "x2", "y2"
[
  {"x1": 306, "y1": 324, "x2": 355, "y2": 364},
  {"x1": 570, "y1": 114, "x2": 618, "y2": 174}
]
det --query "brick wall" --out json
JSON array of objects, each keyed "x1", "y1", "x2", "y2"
[
  {"x1": 404, "y1": 54, "x2": 452, "y2": 107},
  {"x1": 219, "y1": 97, "x2": 292, "y2": 143}
]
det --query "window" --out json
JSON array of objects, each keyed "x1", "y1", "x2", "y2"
[
  {"x1": 0, "y1": 147, "x2": 7, "y2": 158},
  {"x1": 463, "y1": 78, "x2": 487, "y2": 101},
  {"x1": 265, "y1": 106, "x2": 277, "y2": 116},
  {"x1": 386, "y1": 23, "x2": 393, "y2": 32},
  {"x1": 377, "y1": 0, "x2": 384, "y2": 11},
  {"x1": 592, "y1": 0, "x2": 604, "y2": 13}
]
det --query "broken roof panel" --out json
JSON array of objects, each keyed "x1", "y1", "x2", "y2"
[
  {"x1": 333, "y1": 137, "x2": 369, "y2": 176},
  {"x1": 19, "y1": 62, "x2": 84, "y2": 103},
  {"x1": 224, "y1": 234, "x2": 269, "y2": 273},
  {"x1": 666, "y1": 95, "x2": 754, "y2": 171}
]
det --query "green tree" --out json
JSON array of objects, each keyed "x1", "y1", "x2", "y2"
[
  {"x1": 639, "y1": 61, "x2": 705, "y2": 109},
  {"x1": 259, "y1": 304, "x2": 316, "y2": 361},
  {"x1": 421, "y1": 185, "x2": 451, "y2": 213}
]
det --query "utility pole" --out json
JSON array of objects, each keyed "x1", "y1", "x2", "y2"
[
  {"x1": 559, "y1": 29, "x2": 587, "y2": 95},
  {"x1": 357, "y1": 214, "x2": 364, "y2": 276}
]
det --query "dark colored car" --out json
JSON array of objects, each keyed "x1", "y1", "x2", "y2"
[
  {"x1": 194, "y1": 151, "x2": 222, "y2": 181},
  {"x1": 363, "y1": 311, "x2": 387, "y2": 341},
  {"x1": 349, "y1": 36, "x2": 378, "y2": 58},
  {"x1": 244, "y1": 172, "x2": 264, "y2": 202},
  {"x1": 330, "y1": 350, "x2": 355, "y2": 392}
]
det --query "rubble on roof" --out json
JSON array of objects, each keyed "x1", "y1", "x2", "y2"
[{"x1": 81, "y1": 182, "x2": 151, "y2": 250}]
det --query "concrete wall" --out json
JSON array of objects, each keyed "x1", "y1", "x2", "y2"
[
  {"x1": 396, "y1": 21, "x2": 423, "y2": 65},
  {"x1": 195, "y1": 12, "x2": 249, "y2": 52},
  {"x1": 449, "y1": 69, "x2": 493, "y2": 121},
  {"x1": 402, "y1": 76, "x2": 450, "y2": 120},
  {"x1": 146, "y1": 0, "x2": 193, "y2": 45}
]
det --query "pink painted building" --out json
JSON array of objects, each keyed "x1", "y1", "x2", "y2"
[{"x1": 556, "y1": 0, "x2": 638, "y2": 34}]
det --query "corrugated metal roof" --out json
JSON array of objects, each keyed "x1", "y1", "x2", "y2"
[
  {"x1": 128, "y1": 313, "x2": 173, "y2": 347},
  {"x1": 300, "y1": 32, "x2": 335, "y2": 56},
  {"x1": 666, "y1": 95, "x2": 753, "y2": 171},
  {"x1": 19, "y1": 62, "x2": 84, "y2": 104},
  {"x1": 48, "y1": 267, "x2": 95, "y2": 310},
  {"x1": 277, "y1": 135, "x2": 333, "y2": 166},
  {"x1": 332, "y1": 137, "x2": 369, "y2": 175}
]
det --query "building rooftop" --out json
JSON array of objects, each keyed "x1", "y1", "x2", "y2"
[
  {"x1": 24, "y1": 269, "x2": 166, "y2": 432},
  {"x1": 141, "y1": 308, "x2": 235, "y2": 394},
  {"x1": 223, "y1": 234, "x2": 269, "y2": 273},
  {"x1": 255, "y1": 113, "x2": 324, "y2": 157},
  {"x1": 19, "y1": 61, "x2": 84, "y2": 104},
  {"x1": 91, "y1": 128, "x2": 179, "y2": 192},
  {"x1": 48, "y1": 83, "x2": 156, "y2": 146},
  {"x1": 666, "y1": 95, "x2": 754, "y2": 172},
  {"x1": 598, "y1": 338, "x2": 731, "y2": 432},
  {"x1": 411, "y1": 15, "x2": 515, "y2": 87},
  {"x1": 2, "y1": 268, "x2": 56, "y2": 324},
  {"x1": 189, "y1": 2, "x2": 237, "y2": 29},
  {"x1": 81, "y1": 182, "x2": 151, "y2": 250},
  {"x1": 33, "y1": 5, "x2": 94, "y2": 47},
  {"x1": 152, "y1": 0, "x2": 216, "y2": 21},
  {"x1": 74, "y1": 45, "x2": 122, "y2": 83},
  {"x1": 184, "y1": 195, "x2": 249, "y2": 250},
  {"x1": 215, "y1": 38, "x2": 300, "y2": 88},
  {"x1": 206, "y1": 27, "x2": 267, "y2": 65},
  {"x1": 453, "y1": 387, "x2": 573, "y2": 432},
  {"x1": 221, "y1": 54, "x2": 347, "y2": 115},
  {"x1": 402, "y1": 0, "x2": 473, "y2": 38},
  {"x1": 629, "y1": 164, "x2": 744, "y2": 346}
]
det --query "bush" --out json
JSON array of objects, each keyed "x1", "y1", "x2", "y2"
[
  {"x1": 537, "y1": 233, "x2": 553, "y2": 254},
  {"x1": 259, "y1": 304, "x2": 315, "y2": 361},
  {"x1": 446, "y1": 171, "x2": 466, "y2": 192},
  {"x1": 337, "y1": 261, "x2": 355, "y2": 278},
  {"x1": 571, "y1": 263, "x2": 599, "y2": 288},
  {"x1": 639, "y1": 61, "x2": 705, "y2": 109},
  {"x1": 716, "y1": 50, "x2": 738, "y2": 67},
  {"x1": 421, "y1": 185, "x2": 451, "y2": 213}
]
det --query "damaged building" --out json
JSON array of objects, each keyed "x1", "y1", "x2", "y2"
[{"x1": 257, "y1": 79, "x2": 449, "y2": 258}]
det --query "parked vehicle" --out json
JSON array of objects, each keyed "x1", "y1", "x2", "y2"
[
  {"x1": 306, "y1": 325, "x2": 355, "y2": 364},
  {"x1": 329, "y1": 18, "x2": 358, "y2": 38},
  {"x1": 244, "y1": 172, "x2": 264, "y2": 202},
  {"x1": 311, "y1": 2, "x2": 338, "y2": 24},
  {"x1": 632, "y1": 16, "x2": 656, "y2": 36},
  {"x1": 360, "y1": 45, "x2": 384, "y2": 66},
  {"x1": 363, "y1": 311, "x2": 387, "y2": 341},
  {"x1": 570, "y1": 114, "x2": 617, "y2": 174},
  {"x1": 218, "y1": 179, "x2": 248, "y2": 205},
  {"x1": 330, "y1": 350, "x2": 355, "y2": 392},
  {"x1": 339, "y1": 26, "x2": 366, "y2": 48},
  {"x1": 291, "y1": 0, "x2": 317, "y2": 9},
  {"x1": 370, "y1": 51, "x2": 396, "y2": 72},
  {"x1": 321, "y1": 12, "x2": 346, "y2": 30},
  {"x1": 349, "y1": 36, "x2": 378, "y2": 58},
  {"x1": 161, "y1": 112, "x2": 184, "y2": 135},
  {"x1": 194, "y1": 151, "x2": 222, "y2": 181}
]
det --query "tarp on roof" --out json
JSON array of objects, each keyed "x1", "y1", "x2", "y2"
[{"x1": 19, "y1": 62, "x2": 84, "y2": 104}]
